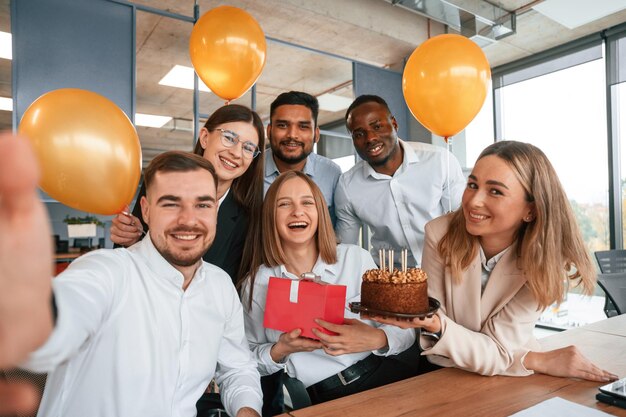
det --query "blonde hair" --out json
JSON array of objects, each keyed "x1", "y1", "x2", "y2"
[
  {"x1": 439, "y1": 141, "x2": 595, "y2": 309},
  {"x1": 242, "y1": 171, "x2": 337, "y2": 307}
]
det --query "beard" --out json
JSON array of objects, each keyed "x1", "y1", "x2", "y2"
[
  {"x1": 270, "y1": 136, "x2": 312, "y2": 165},
  {"x1": 152, "y1": 226, "x2": 213, "y2": 268},
  {"x1": 361, "y1": 137, "x2": 399, "y2": 167},
  {"x1": 159, "y1": 247, "x2": 204, "y2": 267},
  {"x1": 366, "y1": 152, "x2": 393, "y2": 167}
]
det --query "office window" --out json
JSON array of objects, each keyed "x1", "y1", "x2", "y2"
[
  {"x1": 618, "y1": 82, "x2": 626, "y2": 243},
  {"x1": 136, "y1": 11, "x2": 197, "y2": 164},
  {"x1": 0, "y1": 0, "x2": 10, "y2": 131},
  {"x1": 499, "y1": 58, "x2": 608, "y2": 328},
  {"x1": 464, "y1": 84, "x2": 495, "y2": 168}
]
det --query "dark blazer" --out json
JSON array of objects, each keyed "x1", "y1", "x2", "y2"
[{"x1": 131, "y1": 182, "x2": 248, "y2": 284}]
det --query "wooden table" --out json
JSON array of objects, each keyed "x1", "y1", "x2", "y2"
[
  {"x1": 54, "y1": 252, "x2": 82, "y2": 262},
  {"x1": 54, "y1": 252, "x2": 83, "y2": 275},
  {"x1": 283, "y1": 315, "x2": 626, "y2": 417}
]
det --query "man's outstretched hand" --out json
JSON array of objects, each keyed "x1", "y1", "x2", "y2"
[{"x1": 0, "y1": 133, "x2": 53, "y2": 366}]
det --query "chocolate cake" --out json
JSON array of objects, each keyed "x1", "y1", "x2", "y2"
[{"x1": 360, "y1": 268, "x2": 428, "y2": 314}]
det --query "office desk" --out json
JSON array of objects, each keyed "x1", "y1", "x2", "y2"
[
  {"x1": 54, "y1": 252, "x2": 83, "y2": 275},
  {"x1": 284, "y1": 315, "x2": 626, "y2": 417},
  {"x1": 54, "y1": 252, "x2": 82, "y2": 262},
  {"x1": 579, "y1": 314, "x2": 626, "y2": 337}
]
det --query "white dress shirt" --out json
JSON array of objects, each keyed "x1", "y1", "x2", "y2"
[
  {"x1": 479, "y1": 246, "x2": 510, "y2": 293},
  {"x1": 22, "y1": 235, "x2": 262, "y2": 417},
  {"x1": 242, "y1": 243, "x2": 416, "y2": 388},
  {"x1": 334, "y1": 140, "x2": 465, "y2": 267}
]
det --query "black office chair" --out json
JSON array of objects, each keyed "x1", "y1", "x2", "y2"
[
  {"x1": 595, "y1": 249, "x2": 626, "y2": 273},
  {"x1": 597, "y1": 272, "x2": 626, "y2": 316},
  {"x1": 594, "y1": 250, "x2": 626, "y2": 317}
]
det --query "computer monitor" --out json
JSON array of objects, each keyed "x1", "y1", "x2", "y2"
[{"x1": 73, "y1": 238, "x2": 92, "y2": 249}]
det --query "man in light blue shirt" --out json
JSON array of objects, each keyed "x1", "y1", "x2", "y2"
[
  {"x1": 335, "y1": 95, "x2": 466, "y2": 268},
  {"x1": 264, "y1": 91, "x2": 342, "y2": 226}
]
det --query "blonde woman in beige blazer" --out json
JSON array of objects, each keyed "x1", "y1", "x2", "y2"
[
  {"x1": 419, "y1": 214, "x2": 543, "y2": 376},
  {"x1": 374, "y1": 141, "x2": 617, "y2": 382}
]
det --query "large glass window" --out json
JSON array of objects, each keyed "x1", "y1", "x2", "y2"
[
  {"x1": 499, "y1": 58, "x2": 608, "y2": 328},
  {"x1": 464, "y1": 84, "x2": 495, "y2": 167},
  {"x1": 617, "y1": 82, "x2": 626, "y2": 243},
  {"x1": 0, "y1": 0, "x2": 11, "y2": 131}
]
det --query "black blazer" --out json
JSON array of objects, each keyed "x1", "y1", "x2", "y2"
[{"x1": 131, "y1": 182, "x2": 248, "y2": 284}]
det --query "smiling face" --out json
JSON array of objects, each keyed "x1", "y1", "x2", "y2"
[
  {"x1": 141, "y1": 169, "x2": 217, "y2": 269},
  {"x1": 268, "y1": 104, "x2": 319, "y2": 165},
  {"x1": 347, "y1": 101, "x2": 401, "y2": 171},
  {"x1": 462, "y1": 155, "x2": 535, "y2": 254},
  {"x1": 198, "y1": 121, "x2": 259, "y2": 185},
  {"x1": 274, "y1": 176, "x2": 319, "y2": 249}
]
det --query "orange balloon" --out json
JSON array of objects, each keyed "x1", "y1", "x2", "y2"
[
  {"x1": 189, "y1": 6, "x2": 266, "y2": 101},
  {"x1": 18, "y1": 88, "x2": 142, "y2": 215},
  {"x1": 403, "y1": 34, "x2": 491, "y2": 139}
]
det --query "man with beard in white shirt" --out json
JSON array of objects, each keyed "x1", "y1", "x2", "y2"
[{"x1": 21, "y1": 151, "x2": 262, "y2": 417}]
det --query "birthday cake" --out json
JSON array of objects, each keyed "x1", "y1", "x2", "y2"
[{"x1": 360, "y1": 267, "x2": 429, "y2": 314}]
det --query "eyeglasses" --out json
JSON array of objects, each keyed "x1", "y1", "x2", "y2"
[{"x1": 216, "y1": 128, "x2": 261, "y2": 159}]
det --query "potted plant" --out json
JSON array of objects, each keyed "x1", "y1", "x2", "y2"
[{"x1": 63, "y1": 215, "x2": 105, "y2": 238}]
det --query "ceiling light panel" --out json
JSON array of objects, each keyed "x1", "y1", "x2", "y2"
[
  {"x1": 318, "y1": 93, "x2": 353, "y2": 112},
  {"x1": 533, "y1": 0, "x2": 626, "y2": 30},
  {"x1": 158, "y1": 64, "x2": 211, "y2": 92},
  {"x1": 0, "y1": 97, "x2": 12, "y2": 111},
  {"x1": 0, "y1": 31, "x2": 11, "y2": 60},
  {"x1": 135, "y1": 113, "x2": 172, "y2": 128}
]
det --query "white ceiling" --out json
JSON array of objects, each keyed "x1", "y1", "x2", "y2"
[{"x1": 3, "y1": 0, "x2": 626, "y2": 161}]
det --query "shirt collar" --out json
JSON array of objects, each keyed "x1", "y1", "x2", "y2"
[
  {"x1": 218, "y1": 188, "x2": 229, "y2": 208},
  {"x1": 302, "y1": 154, "x2": 316, "y2": 178},
  {"x1": 277, "y1": 251, "x2": 339, "y2": 281},
  {"x1": 132, "y1": 233, "x2": 206, "y2": 287},
  {"x1": 363, "y1": 139, "x2": 416, "y2": 179},
  {"x1": 479, "y1": 245, "x2": 510, "y2": 273},
  {"x1": 264, "y1": 148, "x2": 280, "y2": 178},
  {"x1": 264, "y1": 148, "x2": 315, "y2": 178},
  {"x1": 401, "y1": 139, "x2": 420, "y2": 164}
]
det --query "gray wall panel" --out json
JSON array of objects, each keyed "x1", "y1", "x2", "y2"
[
  {"x1": 13, "y1": 0, "x2": 134, "y2": 125},
  {"x1": 353, "y1": 62, "x2": 409, "y2": 140}
]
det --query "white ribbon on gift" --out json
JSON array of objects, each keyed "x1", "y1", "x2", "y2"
[{"x1": 289, "y1": 272, "x2": 323, "y2": 304}]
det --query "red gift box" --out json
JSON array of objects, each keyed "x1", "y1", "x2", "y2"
[{"x1": 263, "y1": 274, "x2": 347, "y2": 340}]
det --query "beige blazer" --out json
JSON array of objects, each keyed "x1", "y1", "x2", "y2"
[{"x1": 420, "y1": 214, "x2": 542, "y2": 376}]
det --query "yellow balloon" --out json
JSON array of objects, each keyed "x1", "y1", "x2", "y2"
[
  {"x1": 403, "y1": 34, "x2": 491, "y2": 139},
  {"x1": 189, "y1": 6, "x2": 267, "y2": 101},
  {"x1": 18, "y1": 88, "x2": 142, "y2": 215}
]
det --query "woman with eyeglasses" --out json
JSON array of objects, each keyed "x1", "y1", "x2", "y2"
[{"x1": 110, "y1": 104, "x2": 265, "y2": 285}]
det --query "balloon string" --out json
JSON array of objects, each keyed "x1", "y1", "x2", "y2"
[
  {"x1": 224, "y1": 100, "x2": 231, "y2": 106},
  {"x1": 446, "y1": 137, "x2": 452, "y2": 213}
]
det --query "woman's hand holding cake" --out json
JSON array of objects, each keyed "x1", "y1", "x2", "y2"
[{"x1": 368, "y1": 314, "x2": 441, "y2": 333}]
